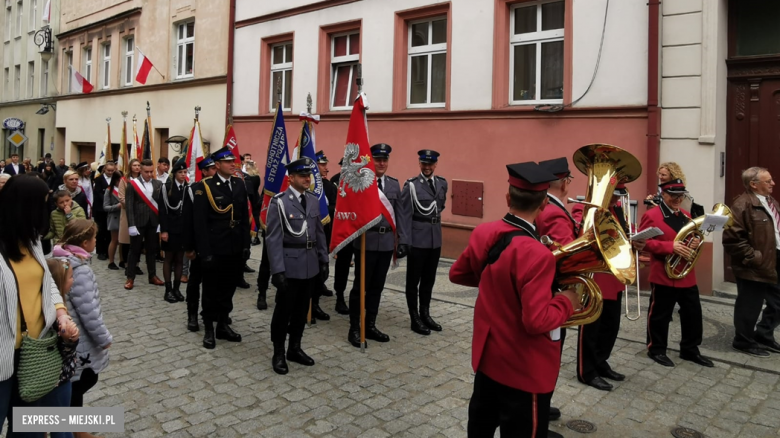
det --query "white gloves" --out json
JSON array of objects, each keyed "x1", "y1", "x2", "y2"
[
  {"x1": 128, "y1": 226, "x2": 140, "y2": 237},
  {"x1": 156, "y1": 225, "x2": 161, "y2": 233}
]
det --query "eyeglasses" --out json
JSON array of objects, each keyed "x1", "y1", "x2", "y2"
[
  {"x1": 753, "y1": 179, "x2": 775, "y2": 184},
  {"x1": 564, "y1": 175, "x2": 574, "y2": 183},
  {"x1": 666, "y1": 193, "x2": 685, "y2": 200}
]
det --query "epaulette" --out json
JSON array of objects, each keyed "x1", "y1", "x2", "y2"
[
  {"x1": 435, "y1": 175, "x2": 446, "y2": 181},
  {"x1": 305, "y1": 191, "x2": 317, "y2": 198},
  {"x1": 407, "y1": 177, "x2": 417, "y2": 182},
  {"x1": 386, "y1": 175, "x2": 398, "y2": 182},
  {"x1": 273, "y1": 192, "x2": 285, "y2": 199},
  {"x1": 203, "y1": 176, "x2": 213, "y2": 181}
]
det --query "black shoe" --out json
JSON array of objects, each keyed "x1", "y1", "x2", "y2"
[
  {"x1": 237, "y1": 279, "x2": 251, "y2": 289},
  {"x1": 549, "y1": 407, "x2": 561, "y2": 421},
  {"x1": 309, "y1": 316, "x2": 316, "y2": 325},
  {"x1": 256, "y1": 291, "x2": 268, "y2": 310},
  {"x1": 135, "y1": 266, "x2": 144, "y2": 276},
  {"x1": 647, "y1": 351, "x2": 675, "y2": 367},
  {"x1": 347, "y1": 323, "x2": 363, "y2": 349},
  {"x1": 585, "y1": 376, "x2": 613, "y2": 391},
  {"x1": 156, "y1": 255, "x2": 165, "y2": 263},
  {"x1": 679, "y1": 353, "x2": 714, "y2": 367},
  {"x1": 216, "y1": 323, "x2": 242, "y2": 342},
  {"x1": 312, "y1": 304, "x2": 330, "y2": 321},
  {"x1": 203, "y1": 322, "x2": 215, "y2": 349},
  {"x1": 243, "y1": 264, "x2": 256, "y2": 273},
  {"x1": 172, "y1": 282, "x2": 184, "y2": 302},
  {"x1": 366, "y1": 315, "x2": 389, "y2": 342},
  {"x1": 755, "y1": 338, "x2": 780, "y2": 354},
  {"x1": 252, "y1": 237, "x2": 261, "y2": 246},
  {"x1": 287, "y1": 340, "x2": 315, "y2": 366},
  {"x1": 187, "y1": 313, "x2": 199, "y2": 332},
  {"x1": 420, "y1": 307, "x2": 442, "y2": 332},
  {"x1": 107, "y1": 263, "x2": 119, "y2": 270},
  {"x1": 598, "y1": 368, "x2": 626, "y2": 382},
  {"x1": 409, "y1": 309, "x2": 431, "y2": 336},
  {"x1": 164, "y1": 282, "x2": 177, "y2": 303},
  {"x1": 732, "y1": 345, "x2": 770, "y2": 357},
  {"x1": 118, "y1": 261, "x2": 126, "y2": 269},
  {"x1": 547, "y1": 431, "x2": 564, "y2": 438},
  {"x1": 97, "y1": 254, "x2": 108, "y2": 261},
  {"x1": 321, "y1": 288, "x2": 334, "y2": 297},
  {"x1": 335, "y1": 294, "x2": 349, "y2": 315},
  {"x1": 272, "y1": 343, "x2": 288, "y2": 375}
]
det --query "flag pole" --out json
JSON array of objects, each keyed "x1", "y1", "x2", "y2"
[
  {"x1": 106, "y1": 117, "x2": 111, "y2": 164},
  {"x1": 307, "y1": 90, "x2": 314, "y2": 327},
  {"x1": 121, "y1": 111, "x2": 128, "y2": 174},
  {"x1": 146, "y1": 101, "x2": 154, "y2": 161},
  {"x1": 356, "y1": 64, "x2": 367, "y2": 353},
  {"x1": 132, "y1": 114, "x2": 138, "y2": 161}
]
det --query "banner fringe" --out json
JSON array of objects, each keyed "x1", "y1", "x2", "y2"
[{"x1": 328, "y1": 216, "x2": 381, "y2": 258}]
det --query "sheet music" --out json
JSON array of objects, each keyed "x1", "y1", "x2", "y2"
[
  {"x1": 701, "y1": 214, "x2": 729, "y2": 233},
  {"x1": 631, "y1": 227, "x2": 664, "y2": 241}
]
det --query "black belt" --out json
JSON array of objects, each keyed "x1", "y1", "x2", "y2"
[
  {"x1": 287, "y1": 241, "x2": 317, "y2": 249},
  {"x1": 413, "y1": 216, "x2": 440, "y2": 224},
  {"x1": 369, "y1": 225, "x2": 391, "y2": 234}
]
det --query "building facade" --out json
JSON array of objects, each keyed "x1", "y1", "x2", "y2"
[
  {"x1": 54, "y1": 0, "x2": 229, "y2": 165},
  {"x1": 0, "y1": 0, "x2": 59, "y2": 162}
]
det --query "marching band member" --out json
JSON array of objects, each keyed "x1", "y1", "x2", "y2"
[
  {"x1": 640, "y1": 179, "x2": 713, "y2": 368},
  {"x1": 450, "y1": 162, "x2": 577, "y2": 438}
]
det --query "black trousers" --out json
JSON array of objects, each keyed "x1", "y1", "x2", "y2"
[
  {"x1": 201, "y1": 254, "x2": 242, "y2": 323},
  {"x1": 186, "y1": 257, "x2": 203, "y2": 311},
  {"x1": 334, "y1": 244, "x2": 355, "y2": 294},
  {"x1": 126, "y1": 224, "x2": 158, "y2": 279},
  {"x1": 405, "y1": 247, "x2": 441, "y2": 311},
  {"x1": 94, "y1": 211, "x2": 109, "y2": 255},
  {"x1": 256, "y1": 232, "x2": 271, "y2": 292},
  {"x1": 577, "y1": 293, "x2": 622, "y2": 382},
  {"x1": 70, "y1": 368, "x2": 98, "y2": 407},
  {"x1": 734, "y1": 251, "x2": 780, "y2": 348},
  {"x1": 468, "y1": 371, "x2": 552, "y2": 438},
  {"x1": 271, "y1": 276, "x2": 315, "y2": 344},
  {"x1": 349, "y1": 250, "x2": 393, "y2": 319},
  {"x1": 646, "y1": 283, "x2": 703, "y2": 355}
]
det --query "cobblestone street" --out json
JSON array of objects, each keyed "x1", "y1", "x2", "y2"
[{"x1": 70, "y1": 247, "x2": 780, "y2": 437}]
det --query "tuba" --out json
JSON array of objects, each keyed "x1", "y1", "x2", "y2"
[
  {"x1": 549, "y1": 144, "x2": 642, "y2": 328},
  {"x1": 665, "y1": 203, "x2": 734, "y2": 279}
]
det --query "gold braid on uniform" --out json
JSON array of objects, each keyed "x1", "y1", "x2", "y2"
[{"x1": 201, "y1": 178, "x2": 235, "y2": 225}]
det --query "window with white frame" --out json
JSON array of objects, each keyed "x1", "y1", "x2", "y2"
[
  {"x1": 27, "y1": 61, "x2": 33, "y2": 97},
  {"x1": 270, "y1": 42, "x2": 292, "y2": 111},
  {"x1": 123, "y1": 37, "x2": 134, "y2": 86},
  {"x1": 175, "y1": 21, "x2": 194, "y2": 79},
  {"x1": 28, "y1": 0, "x2": 35, "y2": 31},
  {"x1": 40, "y1": 59, "x2": 47, "y2": 96},
  {"x1": 510, "y1": 0, "x2": 564, "y2": 104},
  {"x1": 13, "y1": 64, "x2": 20, "y2": 99},
  {"x1": 408, "y1": 17, "x2": 447, "y2": 108},
  {"x1": 83, "y1": 47, "x2": 92, "y2": 83},
  {"x1": 101, "y1": 42, "x2": 111, "y2": 89},
  {"x1": 330, "y1": 32, "x2": 359, "y2": 110},
  {"x1": 65, "y1": 51, "x2": 72, "y2": 92},
  {"x1": 3, "y1": 67, "x2": 9, "y2": 100},
  {"x1": 15, "y1": 0, "x2": 21, "y2": 37},
  {"x1": 5, "y1": 1, "x2": 11, "y2": 41}
]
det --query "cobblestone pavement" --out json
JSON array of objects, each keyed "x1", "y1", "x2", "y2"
[{"x1": 47, "y1": 246, "x2": 780, "y2": 437}]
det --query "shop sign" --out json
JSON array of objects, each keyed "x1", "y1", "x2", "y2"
[{"x1": 2, "y1": 117, "x2": 24, "y2": 130}]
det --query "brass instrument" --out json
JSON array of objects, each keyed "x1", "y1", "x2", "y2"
[
  {"x1": 619, "y1": 189, "x2": 642, "y2": 321},
  {"x1": 665, "y1": 203, "x2": 734, "y2": 280},
  {"x1": 550, "y1": 144, "x2": 642, "y2": 328}
]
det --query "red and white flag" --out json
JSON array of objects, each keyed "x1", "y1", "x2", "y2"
[
  {"x1": 135, "y1": 48, "x2": 154, "y2": 85},
  {"x1": 186, "y1": 120, "x2": 205, "y2": 182},
  {"x1": 70, "y1": 67, "x2": 93, "y2": 94},
  {"x1": 329, "y1": 94, "x2": 395, "y2": 255},
  {"x1": 223, "y1": 125, "x2": 244, "y2": 179},
  {"x1": 42, "y1": 0, "x2": 51, "y2": 23}
]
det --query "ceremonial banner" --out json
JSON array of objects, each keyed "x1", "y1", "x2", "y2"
[
  {"x1": 97, "y1": 121, "x2": 110, "y2": 171},
  {"x1": 186, "y1": 120, "x2": 204, "y2": 182},
  {"x1": 141, "y1": 119, "x2": 152, "y2": 160},
  {"x1": 329, "y1": 94, "x2": 395, "y2": 255},
  {"x1": 295, "y1": 116, "x2": 330, "y2": 225},
  {"x1": 259, "y1": 103, "x2": 291, "y2": 228},
  {"x1": 223, "y1": 125, "x2": 244, "y2": 179},
  {"x1": 119, "y1": 115, "x2": 128, "y2": 174}
]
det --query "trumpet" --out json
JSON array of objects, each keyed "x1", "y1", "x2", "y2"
[{"x1": 665, "y1": 203, "x2": 734, "y2": 279}]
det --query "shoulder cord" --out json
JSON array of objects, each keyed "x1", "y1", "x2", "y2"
[
  {"x1": 201, "y1": 180, "x2": 234, "y2": 224},
  {"x1": 161, "y1": 183, "x2": 185, "y2": 211},
  {"x1": 409, "y1": 182, "x2": 437, "y2": 217},
  {"x1": 276, "y1": 197, "x2": 309, "y2": 238}
]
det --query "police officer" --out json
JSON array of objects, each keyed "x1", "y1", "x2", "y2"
[
  {"x1": 266, "y1": 157, "x2": 329, "y2": 375},
  {"x1": 192, "y1": 147, "x2": 250, "y2": 349},
  {"x1": 398, "y1": 149, "x2": 448, "y2": 335},
  {"x1": 331, "y1": 156, "x2": 353, "y2": 315},
  {"x1": 347, "y1": 144, "x2": 406, "y2": 347},
  {"x1": 316, "y1": 150, "x2": 337, "y2": 301},
  {"x1": 183, "y1": 156, "x2": 218, "y2": 332}
]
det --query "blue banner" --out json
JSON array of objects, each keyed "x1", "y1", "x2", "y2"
[
  {"x1": 260, "y1": 103, "x2": 290, "y2": 227},
  {"x1": 298, "y1": 121, "x2": 330, "y2": 224}
]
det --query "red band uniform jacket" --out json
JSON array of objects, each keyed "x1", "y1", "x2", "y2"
[
  {"x1": 536, "y1": 194, "x2": 577, "y2": 246},
  {"x1": 639, "y1": 203, "x2": 697, "y2": 288}
]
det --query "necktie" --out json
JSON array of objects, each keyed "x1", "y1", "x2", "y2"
[
  {"x1": 378, "y1": 178, "x2": 383, "y2": 192},
  {"x1": 300, "y1": 194, "x2": 307, "y2": 210},
  {"x1": 768, "y1": 197, "x2": 780, "y2": 229},
  {"x1": 428, "y1": 178, "x2": 435, "y2": 193},
  {"x1": 224, "y1": 178, "x2": 231, "y2": 192}
]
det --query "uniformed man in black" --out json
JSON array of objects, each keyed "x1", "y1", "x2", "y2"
[
  {"x1": 348, "y1": 144, "x2": 406, "y2": 347},
  {"x1": 192, "y1": 147, "x2": 250, "y2": 349},
  {"x1": 183, "y1": 156, "x2": 218, "y2": 332},
  {"x1": 316, "y1": 150, "x2": 337, "y2": 301},
  {"x1": 330, "y1": 156, "x2": 353, "y2": 315}
]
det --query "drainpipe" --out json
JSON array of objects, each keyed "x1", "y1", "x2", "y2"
[
  {"x1": 226, "y1": 0, "x2": 237, "y2": 125},
  {"x1": 646, "y1": 0, "x2": 661, "y2": 190}
]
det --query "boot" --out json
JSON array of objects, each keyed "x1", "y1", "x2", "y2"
[
  {"x1": 272, "y1": 342, "x2": 288, "y2": 375},
  {"x1": 256, "y1": 289, "x2": 268, "y2": 310},
  {"x1": 287, "y1": 339, "x2": 315, "y2": 366},
  {"x1": 312, "y1": 303, "x2": 330, "y2": 321},
  {"x1": 347, "y1": 313, "x2": 363, "y2": 349},
  {"x1": 409, "y1": 309, "x2": 431, "y2": 336},
  {"x1": 163, "y1": 282, "x2": 177, "y2": 303},
  {"x1": 335, "y1": 291, "x2": 349, "y2": 315},
  {"x1": 203, "y1": 321, "x2": 216, "y2": 349},
  {"x1": 366, "y1": 314, "x2": 390, "y2": 342},
  {"x1": 216, "y1": 321, "x2": 242, "y2": 342},
  {"x1": 420, "y1": 306, "x2": 442, "y2": 332},
  {"x1": 173, "y1": 280, "x2": 184, "y2": 302},
  {"x1": 187, "y1": 303, "x2": 199, "y2": 332}
]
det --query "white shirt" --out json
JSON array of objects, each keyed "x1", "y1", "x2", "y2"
[
  {"x1": 377, "y1": 175, "x2": 386, "y2": 191},
  {"x1": 157, "y1": 171, "x2": 169, "y2": 184},
  {"x1": 138, "y1": 177, "x2": 154, "y2": 198},
  {"x1": 289, "y1": 186, "x2": 304, "y2": 204},
  {"x1": 420, "y1": 172, "x2": 435, "y2": 189},
  {"x1": 755, "y1": 193, "x2": 780, "y2": 250},
  {"x1": 217, "y1": 173, "x2": 231, "y2": 191},
  {"x1": 103, "y1": 174, "x2": 111, "y2": 185},
  {"x1": 79, "y1": 176, "x2": 93, "y2": 205},
  {"x1": 11, "y1": 163, "x2": 19, "y2": 173}
]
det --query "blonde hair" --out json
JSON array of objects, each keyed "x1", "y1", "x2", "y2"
[
  {"x1": 245, "y1": 162, "x2": 259, "y2": 177},
  {"x1": 59, "y1": 219, "x2": 97, "y2": 247},
  {"x1": 46, "y1": 257, "x2": 71, "y2": 299},
  {"x1": 658, "y1": 162, "x2": 686, "y2": 186},
  {"x1": 63, "y1": 170, "x2": 78, "y2": 180}
]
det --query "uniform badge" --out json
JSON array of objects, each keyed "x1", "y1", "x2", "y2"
[
  {"x1": 195, "y1": 190, "x2": 203, "y2": 195},
  {"x1": 216, "y1": 182, "x2": 221, "y2": 186},
  {"x1": 419, "y1": 179, "x2": 424, "y2": 183},
  {"x1": 289, "y1": 214, "x2": 294, "y2": 218},
  {"x1": 288, "y1": 194, "x2": 294, "y2": 200}
]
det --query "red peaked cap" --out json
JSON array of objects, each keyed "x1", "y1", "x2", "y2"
[{"x1": 507, "y1": 162, "x2": 559, "y2": 192}]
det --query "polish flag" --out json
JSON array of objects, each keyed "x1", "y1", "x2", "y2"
[
  {"x1": 186, "y1": 121, "x2": 204, "y2": 182},
  {"x1": 135, "y1": 49, "x2": 154, "y2": 85},
  {"x1": 70, "y1": 68, "x2": 93, "y2": 94},
  {"x1": 42, "y1": 0, "x2": 51, "y2": 23}
]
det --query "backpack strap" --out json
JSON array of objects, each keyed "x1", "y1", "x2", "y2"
[{"x1": 483, "y1": 229, "x2": 533, "y2": 272}]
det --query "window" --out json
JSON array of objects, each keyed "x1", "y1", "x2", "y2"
[
  {"x1": 83, "y1": 47, "x2": 92, "y2": 83},
  {"x1": 15, "y1": 0, "x2": 21, "y2": 37},
  {"x1": 101, "y1": 42, "x2": 110, "y2": 89},
  {"x1": 270, "y1": 42, "x2": 293, "y2": 111},
  {"x1": 510, "y1": 1, "x2": 564, "y2": 104},
  {"x1": 5, "y1": 1, "x2": 11, "y2": 41},
  {"x1": 40, "y1": 59, "x2": 47, "y2": 96},
  {"x1": 28, "y1": 0, "x2": 35, "y2": 31},
  {"x1": 329, "y1": 32, "x2": 359, "y2": 110},
  {"x1": 65, "y1": 51, "x2": 72, "y2": 92},
  {"x1": 123, "y1": 37, "x2": 134, "y2": 86},
  {"x1": 407, "y1": 17, "x2": 447, "y2": 108},
  {"x1": 13, "y1": 65, "x2": 20, "y2": 99},
  {"x1": 175, "y1": 21, "x2": 194, "y2": 78},
  {"x1": 3, "y1": 67, "x2": 8, "y2": 100},
  {"x1": 27, "y1": 61, "x2": 33, "y2": 97}
]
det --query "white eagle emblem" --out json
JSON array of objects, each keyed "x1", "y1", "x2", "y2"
[{"x1": 338, "y1": 143, "x2": 375, "y2": 197}]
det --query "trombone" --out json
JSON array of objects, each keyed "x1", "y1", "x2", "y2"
[{"x1": 620, "y1": 190, "x2": 642, "y2": 321}]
